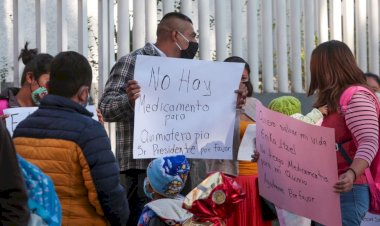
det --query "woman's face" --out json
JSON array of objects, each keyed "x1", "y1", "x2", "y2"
[
  {"x1": 36, "y1": 73, "x2": 50, "y2": 88},
  {"x1": 241, "y1": 68, "x2": 249, "y2": 83}
]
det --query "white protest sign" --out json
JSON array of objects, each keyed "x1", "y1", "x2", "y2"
[
  {"x1": 237, "y1": 124, "x2": 256, "y2": 161},
  {"x1": 133, "y1": 55, "x2": 243, "y2": 159},
  {"x1": 4, "y1": 105, "x2": 99, "y2": 136},
  {"x1": 361, "y1": 212, "x2": 380, "y2": 226}
]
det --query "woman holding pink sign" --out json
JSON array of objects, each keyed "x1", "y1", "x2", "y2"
[{"x1": 308, "y1": 40, "x2": 379, "y2": 226}]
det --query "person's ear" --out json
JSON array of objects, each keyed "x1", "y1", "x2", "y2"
[
  {"x1": 77, "y1": 86, "x2": 89, "y2": 103},
  {"x1": 25, "y1": 72, "x2": 35, "y2": 85},
  {"x1": 171, "y1": 30, "x2": 179, "y2": 42}
]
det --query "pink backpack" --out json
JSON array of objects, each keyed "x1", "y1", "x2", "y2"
[{"x1": 340, "y1": 85, "x2": 380, "y2": 214}]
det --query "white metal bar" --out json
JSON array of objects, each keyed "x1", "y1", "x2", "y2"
[
  {"x1": 247, "y1": 0, "x2": 259, "y2": 92},
  {"x1": 78, "y1": 0, "x2": 88, "y2": 56},
  {"x1": 146, "y1": 0, "x2": 157, "y2": 43},
  {"x1": 198, "y1": 0, "x2": 210, "y2": 60},
  {"x1": 262, "y1": 0, "x2": 274, "y2": 92},
  {"x1": 13, "y1": 0, "x2": 23, "y2": 87},
  {"x1": 98, "y1": 0, "x2": 109, "y2": 96},
  {"x1": 290, "y1": 0, "x2": 302, "y2": 92},
  {"x1": 276, "y1": 0, "x2": 288, "y2": 93},
  {"x1": 330, "y1": 0, "x2": 342, "y2": 41},
  {"x1": 57, "y1": 0, "x2": 68, "y2": 51},
  {"x1": 319, "y1": 0, "x2": 328, "y2": 43},
  {"x1": 231, "y1": 0, "x2": 243, "y2": 57},
  {"x1": 215, "y1": 0, "x2": 227, "y2": 61},
  {"x1": 108, "y1": 0, "x2": 115, "y2": 69},
  {"x1": 369, "y1": 0, "x2": 379, "y2": 74},
  {"x1": 133, "y1": 0, "x2": 145, "y2": 50},
  {"x1": 356, "y1": 0, "x2": 367, "y2": 71},
  {"x1": 117, "y1": 0, "x2": 130, "y2": 59},
  {"x1": 163, "y1": 0, "x2": 175, "y2": 15},
  {"x1": 342, "y1": 0, "x2": 355, "y2": 53},
  {"x1": 180, "y1": 0, "x2": 192, "y2": 17},
  {"x1": 36, "y1": 0, "x2": 46, "y2": 53},
  {"x1": 304, "y1": 0, "x2": 314, "y2": 89}
]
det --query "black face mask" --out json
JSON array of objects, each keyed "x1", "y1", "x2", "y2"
[
  {"x1": 177, "y1": 31, "x2": 199, "y2": 59},
  {"x1": 180, "y1": 41, "x2": 199, "y2": 59}
]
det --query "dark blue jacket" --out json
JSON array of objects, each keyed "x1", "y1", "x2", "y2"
[{"x1": 13, "y1": 94, "x2": 129, "y2": 226}]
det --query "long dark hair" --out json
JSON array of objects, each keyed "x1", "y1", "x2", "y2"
[
  {"x1": 308, "y1": 40, "x2": 366, "y2": 112},
  {"x1": 19, "y1": 42, "x2": 53, "y2": 85}
]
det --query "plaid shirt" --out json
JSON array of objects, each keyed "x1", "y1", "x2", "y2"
[{"x1": 99, "y1": 43, "x2": 160, "y2": 171}]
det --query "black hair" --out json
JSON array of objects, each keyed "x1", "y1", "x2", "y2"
[
  {"x1": 245, "y1": 81, "x2": 253, "y2": 97},
  {"x1": 161, "y1": 12, "x2": 193, "y2": 24},
  {"x1": 365, "y1": 72, "x2": 380, "y2": 86},
  {"x1": 224, "y1": 56, "x2": 251, "y2": 74},
  {"x1": 48, "y1": 51, "x2": 92, "y2": 98},
  {"x1": 157, "y1": 12, "x2": 193, "y2": 37},
  {"x1": 19, "y1": 42, "x2": 53, "y2": 85}
]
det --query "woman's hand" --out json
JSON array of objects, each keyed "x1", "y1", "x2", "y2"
[
  {"x1": 96, "y1": 109, "x2": 104, "y2": 126},
  {"x1": 333, "y1": 169, "x2": 355, "y2": 193},
  {"x1": 251, "y1": 151, "x2": 260, "y2": 162}
]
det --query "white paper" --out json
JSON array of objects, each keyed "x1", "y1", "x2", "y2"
[
  {"x1": 361, "y1": 212, "x2": 380, "y2": 226},
  {"x1": 237, "y1": 124, "x2": 256, "y2": 161},
  {"x1": 133, "y1": 55, "x2": 244, "y2": 159},
  {"x1": 4, "y1": 105, "x2": 99, "y2": 136}
]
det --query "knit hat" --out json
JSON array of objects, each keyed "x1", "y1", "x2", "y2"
[
  {"x1": 268, "y1": 96, "x2": 302, "y2": 116},
  {"x1": 147, "y1": 155, "x2": 190, "y2": 198}
]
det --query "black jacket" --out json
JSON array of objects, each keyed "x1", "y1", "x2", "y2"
[{"x1": 0, "y1": 120, "x2": 30, "y2": 226}]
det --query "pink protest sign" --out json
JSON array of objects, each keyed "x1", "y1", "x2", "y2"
[{"x1": 256, "y1": 101, "x2": 341, "y2": 226}]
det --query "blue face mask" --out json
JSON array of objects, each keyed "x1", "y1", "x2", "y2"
[{"x1": 143, "y1": 178, "x2": 154, "y2": 200}]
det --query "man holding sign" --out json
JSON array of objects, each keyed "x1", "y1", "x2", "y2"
[
  {"x1": 99, "y1": 12, "x2": 199, "y2": 225},
  {"x1": 99, "y1": 12, "x2": 247, "y2": 225}
]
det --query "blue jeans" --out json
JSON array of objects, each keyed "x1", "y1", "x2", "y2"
[{"x1": 314, "y1": 184, "x2": 369, "y2": 226}]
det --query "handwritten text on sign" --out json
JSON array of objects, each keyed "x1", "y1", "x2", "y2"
[
  {"x1": 133, "y1": 55, "x2": 243, "y2": 159},
  {"x1": 256, "y1": 102, "x2": 341, "y2": 226},
  {"x1": 4, "y1": 105, "x2": 99, "y2": 136}
]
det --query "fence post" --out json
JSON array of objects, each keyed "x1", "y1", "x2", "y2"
[
  {"x1": 276, "y1": 0, "x2": 288, "y2": 93},
  {"x1": 231, "y1": 0, "x2": 243, "y2": 57},
  {"x1": 215, "y1": 0, "x2": 227, "y2": 61},
  {"x1": 117, "y1": 0, "x2": 130, "y2": 58},
  {"x1": 146, "y1": 0, "x2": 157, "y2": 43},
  {"x1": 78, "y1": 0, "x2": 88, "y2": 57},
  {"x1": 330, "y1": 0, "x2": 342, "y2": 41},
  {"x1": 369, "y1": 0, "x2": 379, "y2": 74},
  {"x1": 262, "y1": 0, "x2": 274, "y2": 92},
  {"x1": 57, "y1": 0, "x2": 68, "y2": 52},
  {"x1": 342, "y1": 0, "x2": 355, "y2": 53},
  {"x1": 198, "y1": 0, "x2": 210, "y2": 60},
  {"x1": 318, "y1": 0, "x2": 328, "y2": 43},
  {"x1": 12, "y1": 0, "x2": 24, "y2": 87},
  {"x1": 247, "y1": 0, "x2": 259, "y2": 92},
  {"x1": 163, "y1": 0, "x2": 175, "y2": 14},
  {"x1": 36, "y1": 0, "x2": 47, "y2": 53},
  {"x1": 356, "y1": 0, "x2": 367, "y2": 71},
  {"x1": 290, "y1": 0, "x2": 302, "y2": 92},
  {"x1": 133, "y1": 0, "x2": 145, "y2": 51},
  {"x1": 180, "y1": 0, "x2": 192, "y2": 18},
  {"x1": 304, "y1": 0, "x2": 314, "y2": 89}
]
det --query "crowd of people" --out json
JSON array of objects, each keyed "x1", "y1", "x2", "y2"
[{"x1": 1, "y1": 12, "x2": 379, "y2": 226}]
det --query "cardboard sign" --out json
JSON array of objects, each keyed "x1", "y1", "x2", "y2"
[
  {"x1": 133, "y1": 55, "x2": 244, "y2": 159},
  {"x1": 256, "y1": 101, "x2": 341, "y2": 226}
]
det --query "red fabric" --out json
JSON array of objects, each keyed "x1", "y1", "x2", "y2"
[
  {"x1": 321, "y1": 112, "x2": 367, "y2": 184},
  {"x1": 226, "y1": 175, "x2": 272, "y2": 226},
  {"x1": 184, "y1": 173, "x2": 245, "y2": 225}
]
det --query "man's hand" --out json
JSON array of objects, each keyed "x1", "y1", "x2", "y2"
[
  {"x1": 126, "y1": 80, "x2": 141, "y2": 107},
  {"x1": 235, "y1": 82, "x2": 248, "y2": 109}
]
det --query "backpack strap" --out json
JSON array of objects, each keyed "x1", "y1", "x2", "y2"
[{"x1": 336, "y1": 140, "x2": 353, "y2": 165}]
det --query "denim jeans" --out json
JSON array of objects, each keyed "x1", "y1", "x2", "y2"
[{"x1": 313, "y1": 184, "x2": 369, "y2": 226}]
